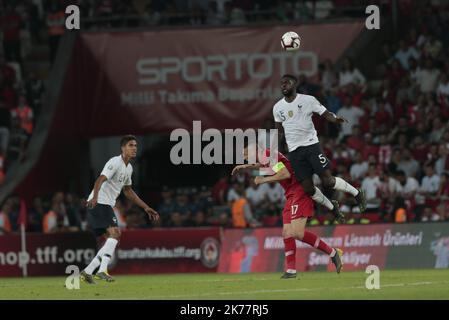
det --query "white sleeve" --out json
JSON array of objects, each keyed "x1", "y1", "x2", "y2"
[
  {"x1": 310, "y1": 97, "x2": 327, "y2": 115},
  {"x1": 100, "y1": 158, "x2": 118, "y2": 180},
  {"x1": 273, "y1": 105, "x2": 282, "y2": 122}
]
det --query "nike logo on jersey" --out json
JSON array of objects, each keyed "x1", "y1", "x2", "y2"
[{"x1": 297, "y1": 105, "x2": 303, "y2": 109}]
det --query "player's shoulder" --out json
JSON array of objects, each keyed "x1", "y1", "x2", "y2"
[
  {"x1": 297, "y1": 93, "x2": 319, "y2": 104},
  {"x1": 108, "y1": 155, "x2": 122, "y2": 164},
  {"x1": 273, "y1": 97, "x2": 288, "y2": 109}
]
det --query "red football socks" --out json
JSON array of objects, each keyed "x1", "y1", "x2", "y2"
[
  {"x1": 283, "y1": 237, "x2": 296, "y2": 271},
  {"x1": 302, "y1": 231, "x2": 334, "y2": 256}
]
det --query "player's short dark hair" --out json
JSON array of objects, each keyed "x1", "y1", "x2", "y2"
[
  {"x1": 281, "y1": 74, "x2": 298, "y2": 82},
  {"x1": 120, "y1": 135, "x2": 137, "y2": 147}
]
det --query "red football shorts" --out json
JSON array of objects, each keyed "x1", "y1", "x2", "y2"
[{"x1": 282, "y1": 193, "x2": 314, "y2": 224}]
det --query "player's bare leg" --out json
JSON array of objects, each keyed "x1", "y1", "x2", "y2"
[
  {"x1": 95, "y1": 227, "x2": 120, "y2": 282},
  {"x1": 291, "y1": 218, "x2": 343, "y2": 274},
  {"x1": 300, "y1": 177, "x2": 343, "y2": 221},
  {"x1": 281, "y1": 223, "x2": 297, "y2": 279},
  {"x1": 320, "y1": 170, "x2": 366, "y2": 213}
]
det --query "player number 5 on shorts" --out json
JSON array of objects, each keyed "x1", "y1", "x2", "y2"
[{"x1": 318, "y1": 154, "x2": 327, "y2": 164}]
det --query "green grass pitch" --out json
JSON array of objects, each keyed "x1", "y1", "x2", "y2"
[{"x1": 1, "y1": 269, "x2": 449, "y2": 300}]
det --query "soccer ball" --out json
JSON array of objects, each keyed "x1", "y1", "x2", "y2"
[{"x1": 281, "y1": 31, "x2": 301, "y2": 51}]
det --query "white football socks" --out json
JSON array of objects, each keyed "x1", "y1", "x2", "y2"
[
  {"x1": 333, "y1": 177, "x2": 359, "y2": 197},
  {"x1": 84, "y1": 238, "x2": 118, "y2": 275},
  {"x1": 98, "y1": 238, "x2": 118, "y2": 273},
  {"x1": 311, "y1": 187, "x2": 334, "y2": 210}
]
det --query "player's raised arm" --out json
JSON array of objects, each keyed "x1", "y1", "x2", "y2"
[
  {"x1": 310, "y1": 96, "x2": 348, "y2": 124},
  {"x1": 122, "y1": 185, "x2": 159, "y2": 220},
  {"x1": 231, "y1": 163, "x2": 262, "y2": 176},
  {"x1": 254, "y1": 162, "x2": 291, "y2": 185},
  {"x1": 87, "y1": 175, "x2": 108, "y2": 209},
  {"x1": 321, "y1": 110, "x2": 348, "y2": 124}
]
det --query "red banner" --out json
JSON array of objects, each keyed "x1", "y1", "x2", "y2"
[
  {"x1": 112, "y1": 228, "x2": 221, "y2": 274},
  {"x1": 218, "y1": 223, "x2": 449, "y2": 273},
  {"x1": 0, "y1": 228, "x2": 220, "y2": 277},
  {"x1": 56, "y1": 22, "x2": 364, "y2": 136},
  {"x1": 0, "y1": 232, "x2": 96, "y2": 277}
]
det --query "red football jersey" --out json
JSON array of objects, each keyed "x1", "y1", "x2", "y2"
[{"x1": 262, "y1": 149, "x2": 306, "y2": 198}]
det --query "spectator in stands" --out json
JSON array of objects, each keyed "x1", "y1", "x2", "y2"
[
  {"x1": 166, "y1": 211, "x2": 183, "y2": 227},
  {"x1": 125, "y1": 208, "x2": 148, "y2": 228},
  {"x1": 245, "y1": 178, "x2": 268, "y2": 215},
  {"x1": 394, "y1": 39, "x2": 420, "y2": 70},
  {"x1": 157, "y1": 186, "x2": 176, "y2": 224},
  {"x1": 227, "y1": 181, "x2": 241, "y2": 203},
  {"x1": 423, "y1": 34, "x2": 443, "y2": 60},
  {"x1": 338, "y1": 58, "x2": 366, "y2": 87},
  {"x1": 205, "y1": 1, "x2": 225, "y2": 25},
  {"x1": 28, "y1": 197, "x2": 44, "y2": 232},
  {"x1": 435, "y1": 144, "x2": 449, "y2": 175},
  {"x1": 191, "y1": 210, "x2": 209, "y2": 227},
  {"x1": 319, "y1": 59, "x2": 338, "y2": 91},
  {"x1": 11, "y1": 95, "x2": 33, "y2": 136},
  {"x1": 420, "y1": 163, "x2": 441, "y2": 198},
  {"x1": 265, "y1": 181, "x2": 284, "y2": 209},
  {"x1": 336, "y1": 99, "x2": 365, "y2": 138},
  {"x1": 174, "y1": 189, "x2": 192, "y2": 222},
  {"x1": 378, "y1": 134, "x2": 392, "y2": 167},
  {"x1": 361, "y1": 163, "x2": 381, "y2": 212},
  {"x1": 387, "y1": 59, "x2": 406, "y2": 87},
  {"x1": 393, "y1": 197, "x2": 408, "y2": 223},
  {"x1": 417, "y1": 58, "x2": 440, "y2": 93},
  {"x1": 212, "y1": 173, "x2": 228, "y2": 205},
  {"x1": 42, "y1": 201, "x2": 59, "y2": 233},
  {"x1": 395, "y1": 170, "x2": 420, "y2": 199},
  {"x1": 397, "y1": 149, "x2": 420, "y2": 178},
  {"x1": 350, "y1": 151, "x2": 369, "y2": 181},
  {"x1": 429, "y1": 118, "x2": 445, "y2": 143},
  {"x1": 0, "y1": 201, "x2": 12, "y2": 234},
  {"x1": 65, "y1": 193, "x2": 83, "y2": 230},
  {"x1": 421, "y1": 206, "x2": 440, "y2": 222},
  {"x1": 231, "y1": 185, "x2": 259, "y2": 228}
]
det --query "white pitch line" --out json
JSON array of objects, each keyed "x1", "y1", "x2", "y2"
[{"x1": 161, "y1": 280, "x2": 449, "y2": 299}]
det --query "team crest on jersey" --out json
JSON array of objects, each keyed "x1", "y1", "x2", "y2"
[{"x1": 288, "y1": 110, "x2": 294, "y2": 118}]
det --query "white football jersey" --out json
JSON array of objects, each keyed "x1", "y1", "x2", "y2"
[
  {"x1": 273, "y1": 94, "x2": 327, "y2": 151},
  {"x1": 88, "y1": 155, "x2": 133, "y2": 207}
]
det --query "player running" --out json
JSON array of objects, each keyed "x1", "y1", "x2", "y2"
[
  {"x1": 81, "y1": 135, "x2": 159, "y2": 284},
  {"x1": 232, "y1": 144, "x2": 343, "y2": 278},
  {"x1": 273, "y1": 74, "x2": 366, "y2": 216}
]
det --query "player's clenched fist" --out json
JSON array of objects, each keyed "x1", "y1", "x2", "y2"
[
  {"x1": 144, "y1": 206, "x2": 159, "y2": 220},
  {"x1": 87, "y1": 197, "x2": 97, "y2": 209}
]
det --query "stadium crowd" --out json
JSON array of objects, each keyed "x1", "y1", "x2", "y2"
[
  {"x1": 2, "y1": 0, "x2": 449, "y2": 234},
  {"x1": 0, "y1": 0, "x2": 380, "y2": 185}
]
